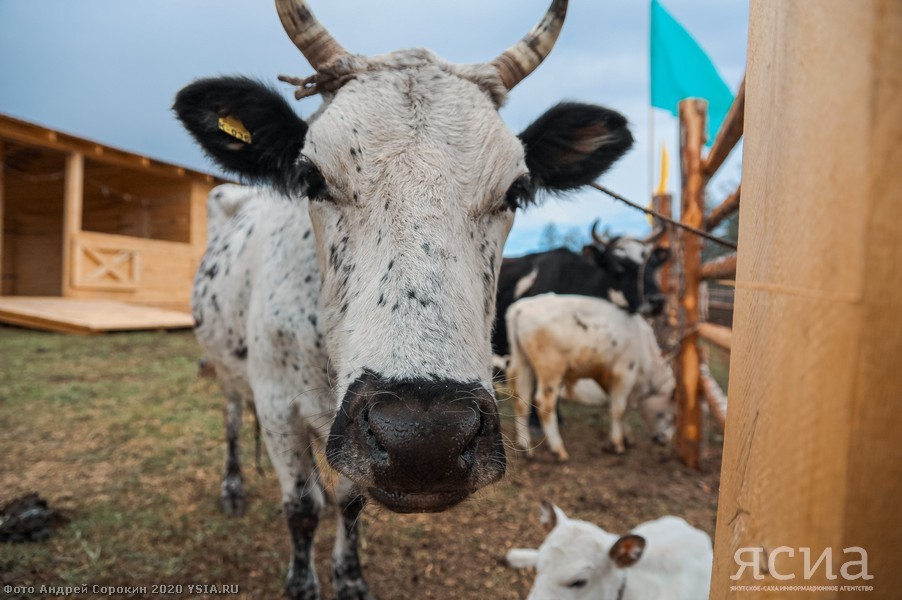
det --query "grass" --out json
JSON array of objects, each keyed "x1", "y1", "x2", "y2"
[{"x1": 0, "y1": 327, "x2": 276, "y2": 596}]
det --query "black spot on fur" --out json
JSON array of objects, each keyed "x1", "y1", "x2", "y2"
[{"x1": 573, "y1": 315, "x2": 589, "y2": 331}]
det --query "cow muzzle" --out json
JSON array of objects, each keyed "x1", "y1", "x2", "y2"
[{"x1": 326, "y1": 371, "x2": 505, "y2": 513}]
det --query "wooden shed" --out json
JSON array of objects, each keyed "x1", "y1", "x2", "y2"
[{"x1": 0, "y1": 113, "x2": 226, "y2": 332}]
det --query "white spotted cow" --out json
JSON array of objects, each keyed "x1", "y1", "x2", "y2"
[
  {"x1": 506, "y1": 501, "x2": 713, "y2": 600},
  {"x1": 173, "y1": 1, "x2": 635, "y2": 597},
  {"x1": 506, "y1": 294, "x2": 675, "y2": 460}
]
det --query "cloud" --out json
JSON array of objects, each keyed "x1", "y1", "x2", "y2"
[{"x1": 0, "y1": 0, "x2": 748, "y2": 256}]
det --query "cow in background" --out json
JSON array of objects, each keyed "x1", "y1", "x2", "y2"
[
  {"x1": 492, "y1": 221, "x2": 670, "y2": 360},
  {"x1": 506, "y1": 294, "x2": 675, "y2": 459},
  {"x1": 506, "y1": 501, "x2": 713, "y2": 600}
]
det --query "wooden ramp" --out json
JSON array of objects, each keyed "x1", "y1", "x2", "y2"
[{"x1": 0, "y1": 297, "x2": 194, "y2": 334}]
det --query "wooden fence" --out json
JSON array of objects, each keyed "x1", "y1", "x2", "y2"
[{"x1": 654, "y1": 80, "x2": 745, "y2": 469}]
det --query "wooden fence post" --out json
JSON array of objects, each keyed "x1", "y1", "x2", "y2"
[
  {"x1": 61, "y1": 151, "x2": 84, "y2": 297},
  {"x1": 651, "y1": 194, "x2": 678, "y2": 336},
  {"x1": 675, "y1": 99, "x2": 706, "y2": 469},
  {"x1": 0, "y1": 141, "x2": 4, "y2": 295},
  {"x1": 710, "y1": 1, "x2": 902, "y2": 596}
]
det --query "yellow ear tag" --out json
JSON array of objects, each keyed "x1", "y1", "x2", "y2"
[{"x1": 218, "y1": 115, "x2": 252, "y2": 143}]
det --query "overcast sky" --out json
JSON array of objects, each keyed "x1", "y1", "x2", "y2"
[{"x1": 0, "y1": 0, "x2": 748, "y2": 255}]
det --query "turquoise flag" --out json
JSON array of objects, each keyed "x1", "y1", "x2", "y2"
[{"x1": 651, "y1": 0, "x2": 734, "y2": 145}]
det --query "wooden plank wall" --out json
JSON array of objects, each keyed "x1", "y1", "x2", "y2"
[
  {"x1": 2, "y1": 151, "x2": 66, "y2": 296},
  {"x1": 0, "y1": 141, "x2": 4, "y2": 294},
  {"x1": 710, "y1": 1, "x2": 902, "y2": 596},
  {"x1": 81, "y1": 161, "x2": 192, "y2": 243}
]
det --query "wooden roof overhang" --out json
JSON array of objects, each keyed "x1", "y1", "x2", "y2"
[{"x1": 0, "y1": 112, "x2": 226, "y2": 184}]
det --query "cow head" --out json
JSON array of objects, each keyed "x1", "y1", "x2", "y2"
[
  {"x1": 638, "y1": 366, "x2": 677, "y2": 446},
  {"x1": 174, "y1": 0, "x2": 633, "y2": 513},
  {"x1": 583, "y1": 221, "x2": 670, "y2": 315},
  {"x1": 506, "y1": 501, "x2": 647, "y2": 600}
]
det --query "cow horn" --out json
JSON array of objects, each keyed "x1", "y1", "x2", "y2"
[
  {"x1": 275, "y1": 0, "x2": 347, "y2": 70},
  {"x1": 491, "y1": 0, "x2": 569, "y2": 90},
  {"x1": 591, "y1": 219, "x2": 607, "y2": 246}
]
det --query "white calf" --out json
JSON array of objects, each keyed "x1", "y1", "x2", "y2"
[
  {"x1": 507, "y1": 501, "x2": 713, "y2": 600},
  {"x1": 506, "y1": 293, "x2": 675, "y2": 459}
]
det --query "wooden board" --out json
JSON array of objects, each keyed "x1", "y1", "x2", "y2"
[
  {"x1": 67, "y1": 230, "x2": 201, "y2": 310},
  {"x1": 0, "y1": 297, "x2": 194, "y2": 334},
  {"x1": 710, "y1": 1, "x2": 902, "y2": 596}
]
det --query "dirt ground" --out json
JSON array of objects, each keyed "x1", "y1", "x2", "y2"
[{"x1": 0, "y1": 327, "x2": 722, "y2": 599}]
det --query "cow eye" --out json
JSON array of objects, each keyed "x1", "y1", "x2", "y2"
[
  {"x1": 296, "y1": 156, "x2": 329, "y2": 202},
  {"x1": 566, "y1": 578, "x2": 588, "y2": 589},
  {"x1": 503, "y1": 175, "x2": 535, "y2": 211}
]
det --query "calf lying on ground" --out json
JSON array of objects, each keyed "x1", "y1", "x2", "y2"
[
  {"x1": 506, "y1": 501, "x2": 713, "y2": 600},
  {"x1": 506, "y1": 293, "x2": 675, "y2": 459}
]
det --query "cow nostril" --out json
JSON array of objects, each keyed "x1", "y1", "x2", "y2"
[
  {"x1": 360, "y1": 407, "x2": 389, "y2": 459},
  {"x1": 459, "y1": 414, "x2": 485, "y2": 470}
]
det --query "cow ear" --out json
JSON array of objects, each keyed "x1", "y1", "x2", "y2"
[
  {"x1": 519, "y1": 102, "x2": 633, "y2": 193},
  {"x1": 539, "y1": 500, "x2": 566, "y2": 532},
  {"x1": 609, "y1": 534, "x2": 646, "y2": 568},
  {"x1": 174, "y1": 76, "x2": 308, "y2": 193}
]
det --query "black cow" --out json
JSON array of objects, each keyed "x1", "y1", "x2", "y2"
[{"x1": 492, "y1": 224, "x2": 671, "y2": 358}]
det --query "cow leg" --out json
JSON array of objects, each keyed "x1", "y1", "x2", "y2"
[
  {"x1": 257, "y1": 402, "x2": 324, "y2": 600},
  {"x1": 514, "y1": 393, "x2": 533, "y2": 455},
  {"x1": 332, "y1": 477, "x2": 375, "y2": 600},
  {"x1": 537, "y1": 380, "x2": 568, "y2": 461},
  {"x1": 604, "y1": 376, "x2": 632, "y2": 454},
  {"x1": 284, "y1": 466, "x2": 325, "y2": 600},
  {"x1": 508, "y1": 362, "x2": 534, "y2": 455},
  {"x1": 220, "y1": 388, "x2": 247, "y2": 516}
]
